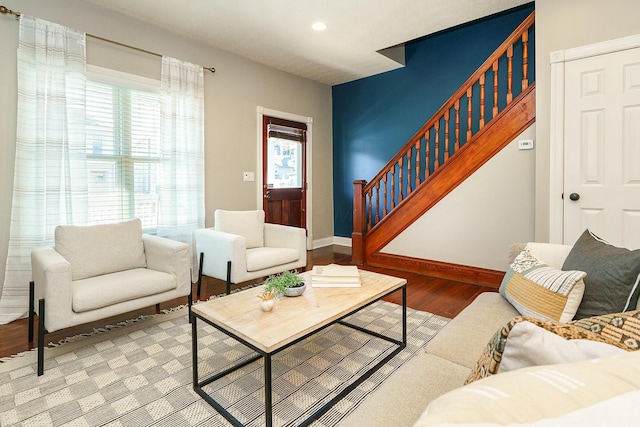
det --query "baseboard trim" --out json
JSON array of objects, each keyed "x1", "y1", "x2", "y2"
[
  {"x1": 312, "y1": 237, "x2": 335, "y2": 249},
  {"x1": 312, "y1": 236, "x2": 352, "y2": 249},
  {"x1": 367, "y1": 252, "x2": 504, "y2": 288},
  {"x1": 332, "y1": 236, "x2": 352, "y2": 247}
]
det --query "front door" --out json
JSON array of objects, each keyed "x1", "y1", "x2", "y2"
[
  {"x1": 563, "y1": 46, "x2": 640, "y2": 249},
  {"x1": 262, "y1": 116, "x2": 307, "y2": 228}
]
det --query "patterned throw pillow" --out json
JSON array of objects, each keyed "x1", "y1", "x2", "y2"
[
  {"x1": 570, "y1": 310, "x2": 640, "y2": 350},
  {"x1": 465, "y1": 315, "x2": 634, "y2": 384},
  {"x1": 499, "y1": 248, "x2": 586, "y2": 322}
]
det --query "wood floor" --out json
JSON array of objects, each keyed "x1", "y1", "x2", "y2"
[{"x1": 0, "y1": 245, "x2": 496, "y2": 361}]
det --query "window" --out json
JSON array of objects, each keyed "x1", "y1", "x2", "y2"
[
  {"x1": 85, "y1": 67, "x2": 161, "y2": 230},
  {"x1": 265, "y1": 122, "x2": 305, "y2": 189}
]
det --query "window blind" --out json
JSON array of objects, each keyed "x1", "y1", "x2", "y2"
[{"x1": 85, "y1": 79, "x2": 161, "y2": 229}]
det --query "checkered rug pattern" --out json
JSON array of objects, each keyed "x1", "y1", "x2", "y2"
[{"x1": 0, "y1": 301, "x2": 448, "y2": 427}]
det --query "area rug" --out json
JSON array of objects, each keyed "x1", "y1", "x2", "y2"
[{"x1": 0, "y1": 301, "x2": 448, "y2": 427}]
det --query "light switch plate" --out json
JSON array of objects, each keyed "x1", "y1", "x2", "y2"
[
  {"x1": 518, "y1": 139, "x2": 534, "y2": 150},
  {"x1": 243, "y1": 172, "x2": 255, "y2": 182}
]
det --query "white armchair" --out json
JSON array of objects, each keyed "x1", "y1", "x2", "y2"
[
  {"x1": 29, "y1": 219, "x2": 192, "y2": 376},
  {"x1": 195, "y1": 210, "x2": 307, "y2": 296}
]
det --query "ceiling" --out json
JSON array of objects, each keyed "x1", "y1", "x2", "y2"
[{"x1": 81, "y1": 0, "x2": 530, "y2": 86}]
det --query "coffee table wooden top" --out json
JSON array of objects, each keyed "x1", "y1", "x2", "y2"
[{"x1": 192, "y1": 269, "x2": 406, "y2": 353}]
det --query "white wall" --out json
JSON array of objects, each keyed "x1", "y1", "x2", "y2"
[
  {"x1": 0, "y1": 0, "x2": 334, "y2": 296},
  {"x1": 534, "y1": 0, "x2": 640, "y2": 241},
  {"x1": 383, "y1": 126, "x2": 536, "y2": 271}
]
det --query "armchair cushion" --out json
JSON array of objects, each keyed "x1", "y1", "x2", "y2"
[
  {"x1": 72, "y1": 268, "x2": 177, "y2": 313},
  {"x1": 214, "y1": 210, "x2": 264, "y2": 249},
  {"x1": 246, "y1": 247, "x2": 300, "y2": 272},
  {"x1": 54, "y1": 219, "x2": 146, "y2": 280}
]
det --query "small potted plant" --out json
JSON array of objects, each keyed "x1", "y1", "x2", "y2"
[
  {"x1": 256, "y1": 289, "x2": 277, "y2": 312},
  {"x1": 258, "y1": 270, "x2": 306, "y2": 303}
]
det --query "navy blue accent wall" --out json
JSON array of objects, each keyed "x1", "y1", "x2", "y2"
[{"x1": 332, "y1": 4, "x2": 535, "y2": 237}]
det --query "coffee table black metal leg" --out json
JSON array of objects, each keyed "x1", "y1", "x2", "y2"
[
  {"x1": 264, "y1": 354, "x2": 273, "y2": 427},
  {"x1": 191, "y1": 313, "x2": 199, "y2": 388},
  {"x1": 403, "y1": 284, "x2": 407, "y2": 345}
]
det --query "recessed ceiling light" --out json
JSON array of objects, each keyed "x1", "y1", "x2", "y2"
[{"x1": 312, "y1": 22, "x2": 327, "y2": 31}]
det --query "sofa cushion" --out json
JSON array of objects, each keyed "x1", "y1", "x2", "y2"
[
  {"x1": 500, "y1": 247, "x2": 585, "y2": 323},
  {"x1": 416, "y1": 351, "x2": 640, "y2": 427},
  {"x1": 425, "y1": 293, "x2": 519, "y2": 370},
  {"x1": 563, "y1": 229, "x2": 640, "y2": 319},
  {"x1": 72, "y1": 268, "x2": 176, "y2": 313},
  {"x1": 341, "y1": 353, "x2": 470, "y2": 427},
  {"x1": 55, "y1": 219, "x2": 147, "y2": 280},
  {"x1": 245, "y1": 247, "x2": 299, "y2": 272},
  {"x1": 215, "y1": 209, "x2": 264, "y2": 249}
]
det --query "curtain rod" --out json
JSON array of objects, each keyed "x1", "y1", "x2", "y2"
[
  {"x1": 0, "y1": 5, "x2": 215, "y2": 73},
  {"x1": 0, "y1": 5, "x2": 19, "y2": 19}
]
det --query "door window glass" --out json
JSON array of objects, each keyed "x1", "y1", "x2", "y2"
[{"x1": 267, "y1": 138, "x2": 302, "y2": 189}]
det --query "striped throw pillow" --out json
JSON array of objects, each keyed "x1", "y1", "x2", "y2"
[{"x1": 499, "y1": 248, "x2": 586, "y2": 323}]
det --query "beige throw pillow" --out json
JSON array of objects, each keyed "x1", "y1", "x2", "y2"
[
  {"x1": 418, "y1": 351, "x2": 640, "y2": 427},
  {"x1": 498, "y1": 320, "x2": 624, "y2": 373}
]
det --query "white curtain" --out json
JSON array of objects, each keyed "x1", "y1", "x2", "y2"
[
  {"x1": 0, "y1": 16, "x2": 87, "y2": 324},
  {"x1": 157, "y1": 57, "x2": 205, "y2": 274}
]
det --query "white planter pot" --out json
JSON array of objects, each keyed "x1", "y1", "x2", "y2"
[
  {"x1": 260, "y1": 299, "x2": 274, "y2": 312},
  {"x1": 284, "y1": 282, "x2": 307, "y2": 297}
]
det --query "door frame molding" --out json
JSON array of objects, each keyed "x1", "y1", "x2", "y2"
[
  {"x1": 549, "y1": 33, "x2": 640, "y2": 244},
  {"x1": 256, "y1": 106, "x2": 313, "y2": 249}
]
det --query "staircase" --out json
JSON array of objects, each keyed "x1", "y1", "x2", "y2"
[{"x1": 352, "y1": 12, "x2": 535, "y2": 285}]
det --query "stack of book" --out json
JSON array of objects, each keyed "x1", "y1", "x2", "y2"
[{"x1": 310, "y1": 264, "x2": 361, "y2": 287}]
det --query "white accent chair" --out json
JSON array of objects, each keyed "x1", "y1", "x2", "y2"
[
  {"x1": 195, "y1": 210, "x2": 307, "y2": 296},
  {"x1": 29, "y1": 219, "x2": 192, "y2": 376}
]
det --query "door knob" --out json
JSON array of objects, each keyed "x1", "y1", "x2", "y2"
[
  {"x1": 569, "y1": 193, "x2": 580, "y2": 201},
  {"x1": 263, "y1": 193, "x2": 270, "y2": 199}
]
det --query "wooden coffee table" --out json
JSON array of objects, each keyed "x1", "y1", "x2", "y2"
[{"x1": 191, "y1": 269, "x2": 407, "y2": 427}]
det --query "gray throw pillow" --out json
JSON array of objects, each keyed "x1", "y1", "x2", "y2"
[{"x1": 563, "y1": 230, "x2": 640, "y2": 320}]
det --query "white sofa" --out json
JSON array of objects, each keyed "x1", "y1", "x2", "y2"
[
  {"x1": 29, "y1": 219, "x2": 191, "y2": 376},
  {"x1": 341, "y1": 240, "x2": 640, "y2": 426},
  {"x1": 195, "y1": 210, "x2": 307, "y2": 295}
]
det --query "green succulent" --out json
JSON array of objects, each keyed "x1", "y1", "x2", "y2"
[{"x1": 262, "y1": 270, "x2": 304, "y2": 297}]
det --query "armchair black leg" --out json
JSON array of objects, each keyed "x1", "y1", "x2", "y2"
[
  {"x1": 28, "y1": 281, "x2": 35, "y2": 342},
  {"x1": 226, "y1": 261, "x2": 232, "y2": 295},
  {"x1": 188, "y1": 268, "x2": 193, "y2": 324},
  {"x1": 188, "y1": 288, "x2": 193, "y2": 324},
  {"x1": 197, "y1": 252, "x2": 204, "y2": 297},
  {"x1": 37, "y1": 298, "x2": 45, "y2": 376}
]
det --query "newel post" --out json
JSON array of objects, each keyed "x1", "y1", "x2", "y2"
[{"x1": 352, "y1": 179, "x2": 367, "y2": 265}]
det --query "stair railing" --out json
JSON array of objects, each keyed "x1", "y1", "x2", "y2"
[{"x1": 353, "y1": 11, "x2": 535, "y2": 240}]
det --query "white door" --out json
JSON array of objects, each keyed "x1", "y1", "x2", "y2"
[{"x1": 563, "y1": 47, "x2": 640, "y2": 249}]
